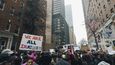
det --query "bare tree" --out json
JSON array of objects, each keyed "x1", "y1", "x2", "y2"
[{"x1": 86, "y1": 19, "x2": 99, "y2": 50}]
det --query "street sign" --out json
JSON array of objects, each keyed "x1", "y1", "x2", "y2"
[{"x1": 19, "y1": 33, "x2": 43, "y2": 51}]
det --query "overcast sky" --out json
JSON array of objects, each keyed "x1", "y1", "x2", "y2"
[{"x1": 65, "y1": 0, "x2": 87, "y2": 44}]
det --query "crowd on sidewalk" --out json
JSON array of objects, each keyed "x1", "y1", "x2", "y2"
[{"x1": 0, "y1": 49, "x2": 115, "y2": 65}]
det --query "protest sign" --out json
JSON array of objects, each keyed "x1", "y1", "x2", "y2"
[
  {"x1": 19, "y1": 33, "x2": 43, "y2": 51},
  {"x1": 98, "y1": 61, "x2": 110, "y2": 65}
]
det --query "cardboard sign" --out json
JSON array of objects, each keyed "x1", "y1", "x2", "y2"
[{"x1": 19, "y1": 33, "x2": 43, "y2": 51}]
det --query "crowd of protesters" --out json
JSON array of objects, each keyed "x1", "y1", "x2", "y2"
[{"x1": 0, "y1": 49, "x2": 115, "y2": 65}]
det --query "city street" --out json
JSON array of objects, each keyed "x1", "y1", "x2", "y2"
[
  {"x1": 0, "y1": 48, "x2": 115, "y2": 65},
  {"x1": 0, "y1": 0, "x2": 115, "y2": 65}
]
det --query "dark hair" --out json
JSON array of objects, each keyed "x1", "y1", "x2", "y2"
[{"x1": 0, "y1": 53, "x2": 10, "y2": 64}]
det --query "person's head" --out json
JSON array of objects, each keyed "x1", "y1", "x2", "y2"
[{"x1": 27, "y1": 59, "x2": 34, "y2": 65}]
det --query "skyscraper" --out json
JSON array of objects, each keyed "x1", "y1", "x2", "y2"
[
  {"x1": 65, "y1": 5, "x2": 73, "y2": 27},
  {"x1": 65, "y1": 5, "x2": 75, "y2": 44},
  {"x1": 53, "y1": 0, "x2": 65, "y2": 17},
  {"x1": 52, "y1": 0, "x2": 69, "y2": 48},
  {"x1": 45, "y1": 0, "x2": 53, "y2": 50}
]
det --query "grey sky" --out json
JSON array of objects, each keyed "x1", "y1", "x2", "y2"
[{"x1": 65, "y1": 0, "x2": 87, "y2": 43}]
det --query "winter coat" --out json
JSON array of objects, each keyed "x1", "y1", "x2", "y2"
[{"x1": 56, "y1": 58, "x2": 71, "y2": 65}]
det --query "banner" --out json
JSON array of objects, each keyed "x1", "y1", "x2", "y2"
[{"x1": 19, "y1": 33, "x2": 43, "y2": 51}]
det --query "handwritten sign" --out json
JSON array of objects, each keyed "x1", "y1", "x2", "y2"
[{"x1": 19, "y1": 33, "x2": 43, "y2": 51}]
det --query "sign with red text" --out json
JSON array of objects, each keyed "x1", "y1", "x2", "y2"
[{"x1": 19, "y1": 33, "x2": 43, "y2": 51}]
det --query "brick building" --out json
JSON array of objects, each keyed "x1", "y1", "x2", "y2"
[
  {"x1": 82, "y1": 0, "x2": 115, "y2": 51},
  {"x1": 0, "y1": 0, "x2": 22, "y2": 51},
  {"x1": 0, "y1": 0, "x2": 47, "y2": 51}
]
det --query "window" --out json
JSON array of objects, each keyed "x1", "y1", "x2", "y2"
[
  {"x1": 100, "y1": 10, "x2": 102, "y2": 14},
  {"x1": 103, "y1": 5, "x2": 106, "y2": 9},
  {"x1": 110, "y1": 8, "x2": 114, "y2": 13},
  {"x1": 114, "y1": 5, "x2": 115, "y2": 8},
  {"x1": 113, "y1": 40, "x2": 115, "y2": 46},
  {"x1": 57, "y1": 27, "x2": 60, "y2": 30},
  {"x1": 106, "y1": 14, "x2": 108, "y2": 18},
  {"x1": 57, "y1": 19, "x2": 60, "y2": 22},
  {"x1": 10, "y1": 7, "x2": 15, "y2": 16},
  {"x1": 58, "y1": 39, "x2": 61, "y2": 42},
  {"x1": 20, "y1": 1, "x2": 24, "y2": 8},
  {"x1": 99, "y1": 3, "x2": 100, "y2": 6},
  {"x1": 0, "y1": 0, "x2": 5, "y2": 10},
  {"x1": 57, "y1": 24, "x2": 60, "y2": 27},
  {"x1": 58, "y1": 21, "x2": 60, "y2": 24},
  {"x1": 61, "y1": 27, "x2": 64, "y2": 29},
  {"x1": 6, "y1": 20, "x2": 11, "y2": 31}
]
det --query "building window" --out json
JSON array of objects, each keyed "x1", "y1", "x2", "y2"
[
  {"x1": 103, "y1": 5, "x2": 106, "y2": 9},
  {"x1": 99, "y1": 3, "x2": 100, "y2": 6},
  {"x1": 106, "y1": 14, "x2": 108, "y2": 18},
  {"x1": 110, "y1": 8, "x2": 114, "y2": 13},
  {"x1": 10, "y1": 7, "x2": 15, "y2": 16},
  {"x1": 58, "y1": 21, "x2": 60, "y2": 24},
  {"x1": 114, "y1": 5, "x2": 115, "y2": 8},
  {"x1": 57, "y1": 19, "x2": 60, "y2": 22},
  {"x1": 6, "y1": 20, "x2": 11, "y2": 31},
  {"x1": 57, "y1": 27, "x2": 60, "y2": 30},
  {"x1": 57, "y1": 24, "x2": 60, "y2": 27},
  {"x1": 20, "y1": 1, "x2": 24, "y2": 8},
  {"x1": 113, "y1": 40, "x2": 115, "y2": 46},
  {"x1": 61, "y1": 27, "x2": 64, "y2": 29},
  {"x1": 58, "y1": 39, "x2": 61, "y2": 42},
  {"x1": 0, "y1": 0, "x2": 5, "y2": 11},
  {"x1": 100, "y1": 10, "x2": 102, "y2": 14}
]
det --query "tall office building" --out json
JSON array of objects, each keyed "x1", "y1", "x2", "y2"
[
  {"x1": 53, "y1": 0, "x2": 65, "y2": 17},
  {"x1": 65, "y1": 5, "x2": 73, "y2": 27},
  {"x1": 45, "y1": 0, "x2": 53, "y2": 50},
  {"x1": 82, "y1": 0, "x2": 115, "y2": 50},
  {"x1": 82, "y1": 0, "x2": 89, "y2": 22},
  {"x1": 65, "y1": 5, "x2": 75, "y2": 44},
  {"x1": 52, "y1": 0, "x2": 69, "y2": 48}
]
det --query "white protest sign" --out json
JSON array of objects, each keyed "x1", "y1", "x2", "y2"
[
  {"x1": 98, "y1": 61, "x2": 110, "y2": 65},
  {"x1": 19, "y1": 33, "x2": 43, "y2": 51},
  {"x1": 49, "y1": 49, "x2": 55, "y2": 54}
]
